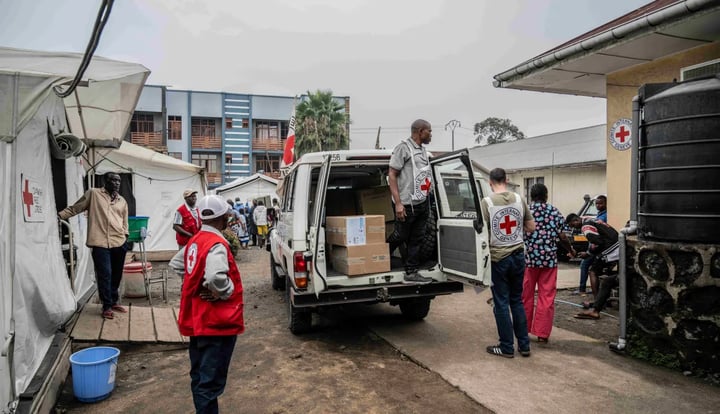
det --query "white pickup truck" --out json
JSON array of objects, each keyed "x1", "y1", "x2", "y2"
[{"x1": 268, "y1": 149, "x2": 492, "y2": 334}]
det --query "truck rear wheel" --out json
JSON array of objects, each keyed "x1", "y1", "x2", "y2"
[
  {"x1": 286, "y1": 277, "x2": 311, "y2": 334},
  {"x1": 399, "y1": 298, "x2": 431, "y2": 321},
  {"x1": 270, "y1": 254, "x2": 284, "y2": 290}
]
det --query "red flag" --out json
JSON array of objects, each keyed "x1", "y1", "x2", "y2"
[{"x1": 281, "y1": 110, "x2": 296, "y2": 168}]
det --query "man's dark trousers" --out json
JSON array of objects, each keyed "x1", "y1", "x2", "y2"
[
  {"x1": 387, "y1": 200, "x2": 429, "y2": 274},
  {"x1": 490, "y1": 249, "x2": 530, "y2": 354},
  {"x1": 91, "y1": 244, "x2": 127, "y2": 311},
  {"x1": 189, "y1": 335, "x2": 237, "y2": 414}
]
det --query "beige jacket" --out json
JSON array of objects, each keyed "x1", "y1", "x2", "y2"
[{"x1": 59, "y1": 188, "x2": 128, "y2": 248}]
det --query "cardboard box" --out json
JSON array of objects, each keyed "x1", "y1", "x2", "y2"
[
  {"x1": 326, "y1": 189, "x2": 358, "y2": 216},
  {"x1": 330, "y1": 243, "x2": 391, "y2": 276},
  {"x1": 326, "y1": 215, "x2": 386, "y2": 246},
  {"x1": 356, "y1": 186, "x2": 395, "y2": 223}
]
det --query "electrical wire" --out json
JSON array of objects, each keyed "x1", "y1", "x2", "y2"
[{"x1": 54, "y1": 0, "x2": 115, "y2": 98}]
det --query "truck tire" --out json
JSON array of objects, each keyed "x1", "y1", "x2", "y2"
[
  {"x1": 270, "y1": 254, "x2": 284, "y2": 290},
  {"x1": 417, "y1": 198, "x2": 438, "y2": 263},
  {"x1": 286, "y1": 277, "x2": 311, "y2": 334},
  {"x1": 399, "y1": 298, "x2": 431, "y2": 321}
]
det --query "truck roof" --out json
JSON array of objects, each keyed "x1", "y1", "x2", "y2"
[{"x1": 293, "y1": 149, "x2": 394, "y2": 165}]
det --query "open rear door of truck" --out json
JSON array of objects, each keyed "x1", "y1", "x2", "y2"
[
  {"x1": 430, "y1": 150, "x2": 491, "y2": 286},
  {"x1": 309, "y1": 154, "x2": 332, "y2": 297}
]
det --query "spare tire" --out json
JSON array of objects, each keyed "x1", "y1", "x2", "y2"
[{"x1": 417, "y1": 196, "x2": 438, "y2": 263}]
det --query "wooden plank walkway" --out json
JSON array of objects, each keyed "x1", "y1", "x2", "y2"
[{"x1": 71, "y1": 303, "x2": 186, "y2": 345}]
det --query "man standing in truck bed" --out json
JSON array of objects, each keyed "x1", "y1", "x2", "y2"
[{"x1": 387, "y1": 119, "x2": 434, "y2": 284}]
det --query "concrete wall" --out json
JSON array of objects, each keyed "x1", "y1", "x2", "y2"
[
  {"x1": 167, "y1": 90, "x2": 190, "y2": 159},
  {"x1": 252, "y1": 96, "x2": 294, "y2": 120},
  {"x1": 191, "y1": 92, "x2": 222, "y2": 118},
  {"x1": 605, "y1": 42, "x2": 720, "y2": 229},
  {"x1": 135, "y1": 85, "x2": 162, "y2": 112},
  {"x1": 508, "y1": 164, "x2": 606, "y2": 217}
]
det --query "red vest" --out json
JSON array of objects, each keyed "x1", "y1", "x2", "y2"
[
  {"x1": 176, "y1": 204, "x2": 201, "y2": 246},
  {"x1": 178, "y1": 230, "x2": 244, "y2": 337}
]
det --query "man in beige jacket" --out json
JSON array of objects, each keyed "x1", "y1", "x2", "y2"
[{"x1": 59, "y1": 172, "x2": 129, "y2": 319}]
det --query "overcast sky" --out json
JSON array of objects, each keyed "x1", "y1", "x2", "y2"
[{"x1": 1, "y1": 0, "x2": 649, "y2": 151}]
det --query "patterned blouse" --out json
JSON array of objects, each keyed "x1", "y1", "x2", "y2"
[{"x1": 524, "y1": 202, "x2": 566, "y2": 268}]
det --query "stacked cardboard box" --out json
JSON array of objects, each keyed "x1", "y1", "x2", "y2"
[
  {"x1": 325, "y1": 215, "x2": 390, "y2": 276},
  {"x1": 355, "y1": 186, "x2": 395, "y2": 240}
]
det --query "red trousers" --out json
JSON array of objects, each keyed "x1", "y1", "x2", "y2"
[{"x1": 522, "y1": 267, "x2": 558, "y2": 339}]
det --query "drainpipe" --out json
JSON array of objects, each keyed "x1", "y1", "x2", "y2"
[{"x1": 610, "y1": 95, "x2": 640, "y2": 353}]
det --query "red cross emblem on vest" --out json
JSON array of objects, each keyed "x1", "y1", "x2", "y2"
[
  {"x1": 420, "y1": 177, "x2": 431, "y2": 194},
  {"x1": 499, "y1": 215, "x2": 517, "y2": 235}
]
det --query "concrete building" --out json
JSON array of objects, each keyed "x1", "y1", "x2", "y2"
[
  {"x1": 469, "y1": 124, "x2": 606, "y2": 216},
  {"x1": 128, "y1": 86, "x2": 350, "y2": 187}
]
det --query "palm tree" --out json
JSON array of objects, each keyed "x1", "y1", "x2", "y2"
[{"x1": 295, "y1": 90, "x2": 349, "y2": 158}]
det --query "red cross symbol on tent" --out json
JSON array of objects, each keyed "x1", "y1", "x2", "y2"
[
  {"x1": 499, "y1": 215, "x2": 517, "y2": 235},
  {"x1": 420, "y1": 177, "x2": 431, "y2": 194},
  {"x1": 22, "y1": 179, "x2": 34, "y2": 217},
  {"x1": 615, "y1": 125, "x2": 630, "y2": 143}
]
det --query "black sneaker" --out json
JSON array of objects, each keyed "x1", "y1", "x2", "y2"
[
  {"x1": 403, "y1": 272, "x2": 432, "y2": 285},
  {"x1": 486, "y1": 345, "x2": 514, "y2": 358},
  {"x1": 519, "y1": 348, "x2": 531, "y2": 357}
]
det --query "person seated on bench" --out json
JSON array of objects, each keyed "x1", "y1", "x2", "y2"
[{"x1": 565, "y1": 213, "x2": 619, "y2": 320}]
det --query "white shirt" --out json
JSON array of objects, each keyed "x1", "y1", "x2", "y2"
[
  {"x1": 169, "y1": 225, "x2": 235, "y2": 300},
  {"x1": 253, "y1": 205, "x2": 268, "y2": 226}
]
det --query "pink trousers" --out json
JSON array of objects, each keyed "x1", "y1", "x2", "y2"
[{"x1": 522, "y1": 267, "x2": 558, "y2": 339}]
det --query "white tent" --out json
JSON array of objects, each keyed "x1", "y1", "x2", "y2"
[
  {"x1": 0, "y1": 47, "x2": 149, "y2": 410},
  {"x1": 93, "y1": 141, "x2": 207, "y2": 253},
  {"x1": 214, "y1": 173, "x2": 279, "y2": 206}
]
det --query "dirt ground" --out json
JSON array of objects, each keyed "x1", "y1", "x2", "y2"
[{"x1": 54, "y1": 247, "x2": 491, "y2": 414}]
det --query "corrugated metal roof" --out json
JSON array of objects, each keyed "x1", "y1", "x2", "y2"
[{"x1": 469, "y1": 124, "x2": 606, "y2": 172}]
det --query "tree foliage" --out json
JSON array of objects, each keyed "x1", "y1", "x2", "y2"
[
  {"x1": 473, "y1": 117, "x2": 525, "y2": 145},
  {"x1": 295, "y1": 90, "x2": 349, "y2": 158}
]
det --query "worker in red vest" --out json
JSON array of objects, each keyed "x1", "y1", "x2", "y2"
[
  {"x1": 174, "y1": 189, "x2": 201, "y2": 248},
  {"x1": 170, "y1": 194, "x2": 244, "y2": 413}
]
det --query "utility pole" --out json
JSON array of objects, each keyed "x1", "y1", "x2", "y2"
[
  {"x1": 445, "y1": 119, "x2": 461, "y2": 151},
  {"x1": 375, "y1": 126, "x2": 382, "y2": 149}
]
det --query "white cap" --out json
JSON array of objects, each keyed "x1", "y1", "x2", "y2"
[{"x1": 197, "y1": 195, "x2": 230, "y2": 220}]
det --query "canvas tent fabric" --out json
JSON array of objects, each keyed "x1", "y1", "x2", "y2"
[
  {"x1": 93, "y1": 141, "x2": 207, "y2": 252},
  {"x1": 0, "y1": 47, "x2": 149, "y2": 408},
  {"x1": 215, "y1": 173, "x2": 279, "y2": 206},
  {"x1": 0, "y1": 47, "x2": 149, "y2": 147}
]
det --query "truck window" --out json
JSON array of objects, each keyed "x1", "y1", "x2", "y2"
[{"x1": 283, "y1": 170, "x2": 297, "y2": 212}]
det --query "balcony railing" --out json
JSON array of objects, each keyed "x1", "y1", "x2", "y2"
[
  {"x1": 131, "y1": 132, "x2": 165, "y2": 149},
  {"x1": 206, "y1": 173, "x2": 222, "y2": 185},
  {"x1": 252, "y1": 138, "x2": 284, "y2": 151},
  {"x1": 263, "y1": 171, "x2": 281, "y2": 179},
  {"x1": 192, "y1": 135, "x2": 222, "y2": 150}
]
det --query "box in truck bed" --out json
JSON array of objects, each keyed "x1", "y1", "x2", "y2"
[
  {"x1": 330, "y1": 243, "x2": 391, "y2": 276},
  {"x1": 356, "y1": 186, "x2": 395, "y2": 223},
  {"x1": 326, "y1": 215, "x2": 386, "y2": 246}
]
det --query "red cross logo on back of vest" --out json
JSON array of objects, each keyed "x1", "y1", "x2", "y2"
[
  {"x1": 22, "y1": 179, "x2": 34, "y2": 217},
  {"x1": 499, "y1": 215, "x2": 517, "y2": 235},
  {"x1": 420, "y1": 177, "x2": 431, "y2": 194}
]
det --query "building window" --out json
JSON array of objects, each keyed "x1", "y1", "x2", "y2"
[
  {"x1": 254, "y1": 120, "x2": 280, "y2": 139},
  {"x1": 254, "y1": 154, "x2": 281, "y2": 173},
  {"x1": 225, "y1": 153, "x2": 233, "y2": 164},
  {"x1": 168, "y1": 152, "x2": 183, "y2": 160},
  {"x1": 130, "y1": 113, "x2": 154, "y2": 133},
  {"x1": 191, "y1": 118, "x2": 217, "y2": 137},
  {"x1": 524, "y1": 177, "x2": 544, "y2": 203},
  {"x1": 168, "y1": 116, "x2": 182, "y2": 140},
  {"x1": 192, "y1": 153, "x2": 220, "y2": 174},
  {"x1": 242, "y1": 119, "x2": 249, "y2": 128},
  {"x1": 280, "y1": 120, "x2": 289, "y2": 139},
  {"x1": 225, "y1": 117, "x2": 233, "y2": 129},
  {"x1": 241, "y1": 154, "x2": 249, "y2": 164}
]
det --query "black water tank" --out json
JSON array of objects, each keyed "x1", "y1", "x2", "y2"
[{"x1": 637, "y1": 76, "x2": 720, "y2": 243}]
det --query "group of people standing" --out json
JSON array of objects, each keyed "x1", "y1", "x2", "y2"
[{"x1": 482, "y1": 170, "x2": 618, "y2": 358}]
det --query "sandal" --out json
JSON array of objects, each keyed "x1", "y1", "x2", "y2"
[
  {"x1": 102, "y1": 309, "x2": 114, "y2": 320},
  {"x1": 537, "y1": 337, "x2": 549, "y2": 343},
  {"x1": 582, "y1": 301, "x2": 594, "y2": 309}
]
